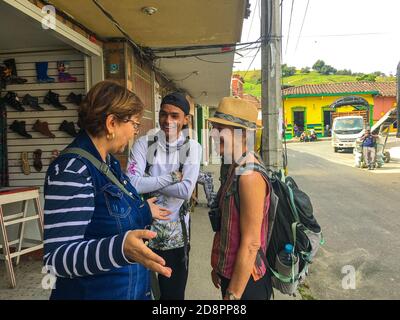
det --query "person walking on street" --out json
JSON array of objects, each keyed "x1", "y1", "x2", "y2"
[
  {"x1": 361, "y1": 127, "x2": 379, "y2": 170},
  {"x1": 127, "y1": 92, "x2": 202, "y2": 300}
]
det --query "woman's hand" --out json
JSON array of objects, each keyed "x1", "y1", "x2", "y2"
[
  {"x1": 211, "y1": 269, "x2": 221, "y2": 289},
  {"x1": 147, "y1": 197, "x2": 172, "y2": 220},
  {"x1": 123, "y1": 229, "x2": 172, "y2": 278}
]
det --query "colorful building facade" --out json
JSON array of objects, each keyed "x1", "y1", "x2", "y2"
[{"x1": 282, "y1": 82, "x2": 396, "y2": 139}]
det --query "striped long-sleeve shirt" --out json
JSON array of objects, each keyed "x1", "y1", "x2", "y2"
[{"x1": 43, "y1": 157, "x2": 132, "y2": 278}]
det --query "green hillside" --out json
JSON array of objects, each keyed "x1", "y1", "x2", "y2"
[{"x1": 235, "y1": 70, "x2": 396, "y2": 98}]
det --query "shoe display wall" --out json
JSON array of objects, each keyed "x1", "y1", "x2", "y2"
[{"x1": 5, "y1": 52, "x2": 85, "y2": 191}]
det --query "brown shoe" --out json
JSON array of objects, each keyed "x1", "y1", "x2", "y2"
[
  {"x1": 32, "y1": 120, "x2": 55, "y2": 138},
  {"x1": 21, "y1": 152, "x2": 30, "y2": 175},
  {"x1": 33, "y1": 149, "x2": 43, "y2": 172}
]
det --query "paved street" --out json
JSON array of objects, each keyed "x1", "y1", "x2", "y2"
[{"x1": 286, "y1": 139, "x2": 400, "y2": 299}]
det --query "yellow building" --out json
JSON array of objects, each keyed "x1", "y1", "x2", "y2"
[{"x1": 282, "y1": 82, "x2": 396, "y2": 139}]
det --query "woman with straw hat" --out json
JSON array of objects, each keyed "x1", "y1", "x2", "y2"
[{"x1": 208, "y1": 97, "x2": 273, "y2": 300}]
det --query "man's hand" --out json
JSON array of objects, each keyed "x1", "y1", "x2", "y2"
[
  {"x1": 123, "y1": 230, "x2": 172, "y2": 278},
  {"x1": 171, "y1": 171, "x2": 183, "y2": 182},
  {"x1": 147, "y1": 197, "x2": 172, "y2": 220}
]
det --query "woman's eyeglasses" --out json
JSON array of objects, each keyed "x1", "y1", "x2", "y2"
[{"x1": 122, "y1": 119, "x2": 141, "y2": 130}]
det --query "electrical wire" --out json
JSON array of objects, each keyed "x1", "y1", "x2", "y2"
[
  {"x1": 150, "y1": 39, "x2": 264, "y2": 53},
  {"x1": 294, "y1": 0, "x2": 310, "y2": 52},
  {"x1": 246, "y1": 0, "x2": 260, "y2": 42},
  {"x1": 285, "y1": 0, "x2": 295, "y2": 56},
  {"x1": 194, "y1": 56, "x2": 227, "y2": 64},
  {"x1": 243, "y1": 46, "x2": 261, "y2": 78},
  {"x1": 154, "y1": 44, "x2": 262, "y2": 60}
]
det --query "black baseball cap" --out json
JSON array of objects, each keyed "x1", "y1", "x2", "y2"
[{"x1": 161, "y1": 92, "x2": 190, "y2": 115}]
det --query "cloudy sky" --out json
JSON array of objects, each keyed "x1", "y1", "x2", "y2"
[{"x1": 235, "y1": 0, "x2": 400, "y2": 75}]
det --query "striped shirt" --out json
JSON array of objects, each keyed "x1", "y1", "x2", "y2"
[{"x1": 43, "y1": 157, "x2": 132, "y2": 278}]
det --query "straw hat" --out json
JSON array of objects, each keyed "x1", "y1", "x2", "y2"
[{"x1": 207, "y1": 96, "x2": 262, "y2": 130}]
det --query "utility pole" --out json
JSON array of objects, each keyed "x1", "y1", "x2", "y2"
[
  {"x1": 261, "y1": 0, "x2": 283, "y2": 170},
  {"x1": 397, "y1": 61, "x2": 400, "y2": 138}
]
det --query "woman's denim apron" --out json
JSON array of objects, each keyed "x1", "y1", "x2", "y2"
[{"x1": 50, "y1": 131, "x2": 153, "y2": 300}]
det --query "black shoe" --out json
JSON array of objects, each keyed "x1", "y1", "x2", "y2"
[
  {"x1": 0, "y1": 97, "x2": 6, "y2": 110},
  {"x1": 22, "y1": 94, "x2": 44, "y2": 111},
  {"x1": 4, "y1": 91, "x2": 25, "y2": 111},
  {"x1": 67, "y1": 92, "x2": 84, "y2": 106},
  {"x1": 9, "y1": 120, "x2": 32, "y2": 138},
  {"x1": 3, "y1": 58, "x2": 27, "y2": 84},
  {"x1": 59, "y1": 120, "x2": 78, "y2": 137},
  {"x1": 44, "y1": 90, "x2": 67, "y2": 110}
]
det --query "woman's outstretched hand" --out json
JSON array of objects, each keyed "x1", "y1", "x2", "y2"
[
  {"x1": 147, "y1": 197, "x2": 172, "y2": 220},
  {"x1": 123, "y1": 229, "x2": 172, "y2": 278}
]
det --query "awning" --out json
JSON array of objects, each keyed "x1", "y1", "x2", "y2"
[{"x1": 46, "y1": 0, "x2": 248, "y2": 105}]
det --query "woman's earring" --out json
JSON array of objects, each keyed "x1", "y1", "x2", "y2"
[{"x1": 107, "y1": 133, "x2": 115, "y2": 140}]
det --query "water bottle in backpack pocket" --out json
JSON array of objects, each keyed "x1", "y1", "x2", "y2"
[{"x1": 272, "y1": 243, "x2": 300, "y2": 296}]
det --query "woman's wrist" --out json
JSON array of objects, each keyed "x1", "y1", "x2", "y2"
[{"x1": 224, "y1": 289, "x2": 240, "y2": 300}]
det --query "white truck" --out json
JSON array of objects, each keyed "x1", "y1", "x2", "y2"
[{"x1": 332, "y1": 115, "x2": 364, "y2": 152}]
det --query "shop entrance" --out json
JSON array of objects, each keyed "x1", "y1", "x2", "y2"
[
  {"x1": 323, "y1": 110, "x2": 333, "y2": 136},
  {"x1": 293, "y1": 110, "x2": 305, "y2": 136}
]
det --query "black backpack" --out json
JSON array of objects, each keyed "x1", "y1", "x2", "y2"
[{"x1": 233, "y1": 154, "x2": 324, "y2": 295}]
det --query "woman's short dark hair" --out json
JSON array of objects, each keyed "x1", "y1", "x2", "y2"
[{"x1": 78, "y1": 80, "x2": 144, "y2": 137}]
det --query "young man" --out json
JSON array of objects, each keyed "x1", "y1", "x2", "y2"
[
  {"x1": 127, "y1": 92, "x2": 201, "y2": 300},
  {"x1": 361, "y1": 128, "x2": 379, "y2": 170}
]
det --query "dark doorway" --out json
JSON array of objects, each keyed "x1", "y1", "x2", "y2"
[
  {"x1": 323, "y1": 110, "x2": 333, "y2": 136},
  {"x1": 293, "y1": 111, "x2": 305, "y2": 136}
]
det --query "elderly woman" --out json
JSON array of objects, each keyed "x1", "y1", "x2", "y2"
[
  {"x1": 207, "y1": 97, "x2": 273, "y2": 300},
  {"x1": 43, "y1": 81, "x2": 171, "y2": 300}
]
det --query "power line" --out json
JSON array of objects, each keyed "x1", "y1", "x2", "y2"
[
  {"x1": 243, "y1": 46, "x2": 261, "y2": 78},
  {"x1": 294, "y1": 0, "x2": 310, "y2": 52},
  {"x1": 246, "y1": 0, "x2": 260, "y2": 42},
  {"x1": 285, "y1": 0, "x2": 295, "y2": 55}
]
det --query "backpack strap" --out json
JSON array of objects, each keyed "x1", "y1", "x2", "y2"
[
  {"x1": 145, "y1": 135, "x2": 158, "y2": 176},
  {"x1": 177, "y1": 136, "x2": 191, "y2": 269},
  {"x1": 178, "y1": 136, "x2": 191, "y2": 172},
  {"x1": 60, "y1": 148, "x2": 139, "y2": 201}
]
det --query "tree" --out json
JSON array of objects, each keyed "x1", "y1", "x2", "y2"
[
  {"x1": 337, "y1": 69, "x2": 353, "y2": 76},
  {"x1": 281, "y1": 64, "x2": 296, "y2": 77},
  {"x1": 320, "y1": 65, "x2": 337, "y2": 75},
  {"x1": 356, "y1": 74, "x2": 377, "y2": 82},
  {"x1": 312, "y1": 60, "x2": 325, "y2": 72},
  {"x1": 301, "y1": 67, "x2": 310, "y2": 74}
]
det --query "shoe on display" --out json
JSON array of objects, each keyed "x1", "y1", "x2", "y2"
[
  {"x1": 3, "y1": 58, "x2": 28, "y2": 84},
  {"x1": 4, "y1": 91, "x2": 25, "y2": 111},
  {"x1": 21, "y1": 152, "x2": 31, "y2": 175},
  {"x1": 59, "y1": 120, "x2": 78, "y2": 137},
  {"x1": 67, "y1": 92, "x2": 84, "y2": 106},
  {"x1": 35, "y1": 62, "x2": 55, "y2": 83},
  {"x1": 0, "y1": 63, "x2": 8, "y2": 89},
  {"x1": 0, "y1": 96, "x2": 6, "y2": 110},
  {"x1": 57, "y1": 61, "x2": 77, "y2": 82},
  {"x1": 22, "y1": 94, "x2": 44, "y2": 111},
  {"x1": 33, "y1": 119, "x2": 55, "y2": 138},
  {"x1": 9, "y1": 120, "x2": 32, "y2": 138},
  {"x1": 44, "y1": 90, "x2": 67, "y2": 110},
  {"x1": 33, "y1": 149, "x2": 43, "y2": 172}
]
